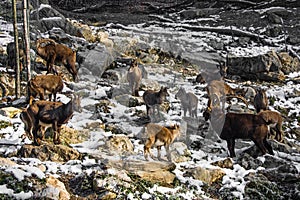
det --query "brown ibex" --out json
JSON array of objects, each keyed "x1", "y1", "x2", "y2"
[
  {"x1": 27, "y1": 74, "x2": 64, "y2": 102},
  {"x1": 254, "y1": 88, "x2": 268, "y2": 113},
  {"x1": 258, "y1": 110, "x2": 284, "y2": 142},
  {"x1": 20, "y1": 97, "x2": 63, "y2": 141},
  {"x1": 206, "y1": 80, "x2": 248, "y2": 110},
  {"x1": 206, "y1": 107, "x2": 274, "y2": 158},
  {"x1": 25, "y1": 95, "x2": 81, "y2": 145},
  {"x1": 127, "y1": 59, "x2": 142, "y2": 96},
  {"x1": 36, "y1": 38, "x2": 78, "y2": 82},
  {"x1": 143, "y1": 86, "x2": 169, "y2": 118},
  {"x1": 175, "y1": 87, "x2": 198, "y2": 118},
  {"x1": 144, "y1": 124, "x2": 180, "y2": 161}
]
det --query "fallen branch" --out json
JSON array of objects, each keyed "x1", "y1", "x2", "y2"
[
  {"x1": 220, "y1": 0, "x2": 257, "y2": 6},
  {"x1": 288, "y1": 46, "x2": 300, "y2": 61}
]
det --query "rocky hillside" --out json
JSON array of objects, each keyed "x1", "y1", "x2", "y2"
[{"x1": 0, "y1": 0, "x2": 300, "y2": 199}]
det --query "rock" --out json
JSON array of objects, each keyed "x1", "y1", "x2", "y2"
[
  {"x1": 278, "y1": 52, "x2": 300, "y2": 74},
  {"x1": 227, "y1": 50, "x2": 289, "y2": 81},
  {"x1": 104, "y1": 135, "x2": 134, "y2": 155},
  {"x1": 244, "y1": 172, "x2": 283, "y2": 200},
  {"x1": 184, "y1": 166, "x2": 225, "y2": 185},
  {"x1": 78, "y1": 44, "x2": 114, "y2": 78},
  {"x1": 170, "y1": 142, "x2": 192, "y2": 163},
  {"x1": 0, "y1": 107, "x2": 22, "y2": 118},
  {"x1": 179, "y1": 8, "x2": 218, "y2": 19},
  {"x1": 70, "y1": 20, "x2": 96, "y2": 42},
  {"x1": 211, "y1": 158, "x2": 233, "y2": 169},
  {"x1": 114, "y1": 94, "x2": 144, "y2": 107},
  {"x1": 96, "y1": 31, "x2": 114, "y2": 48},
  {"x1": 103, "y1": 159, "x2": 176, "y2": 185},
  {"x1": 43, "y1": 175, "x2": 70, "y2": 200},
  {"x1": 237, "y1": 153, "x2": 263, "y2": 170},
  {"x1": 0, "y1": 157, "x2": 17, "y2": 167},
  {"x1": 18, "y1": 144, "x2": 82, "y2": 162},
  {"x1": 30, "y1": 5, "x2": 80, "y2": 37}
]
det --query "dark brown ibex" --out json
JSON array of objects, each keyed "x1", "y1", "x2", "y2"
[
  {"x1": 143, "y1": 86, "x2": 169, "y2": 118},
  {"x1": 206, "y1": 107, "x2": 274, "y2": 158},
  {"x1": 25, "y1": 95, "x2": 81, "y2": 145},
  {"x1": 36, "y1": 38, "x2": 78, "y2": 82},
  {"x1": 254, "y1": 88, "x2": 268, "y2": 113},
  {"x1": 27, "y1": 74, "x2": 64, "y2": 102}
]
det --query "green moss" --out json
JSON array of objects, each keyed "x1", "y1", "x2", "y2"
[
  {"x1": 245, "y1": 180, "x2": 282, "y2": 199},
  {"x1": 0, "y1": 121, "x2": 11, "y2": 130}
]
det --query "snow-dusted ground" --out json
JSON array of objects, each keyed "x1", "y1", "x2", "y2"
[{"x1": 0, "y1": 7, "x2": 300, "y2": 199}]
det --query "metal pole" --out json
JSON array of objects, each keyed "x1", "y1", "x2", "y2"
[
  {"x1": 12, "y1": 0, "x2": 21, "y2": 98},
  {"x1": 23, "y1": 0, "x2": 31, "y2": 82}
]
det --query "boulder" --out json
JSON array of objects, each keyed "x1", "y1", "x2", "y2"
[
  {"x1": 0, "y1": 157, "x2": 17, "y2": 167},
  {"x1": 17, "y1": 144, "x2": 82, "y2": 162},
  {"x1": 30, "y1": 5, "x2": 80, "y2": 37},
  {"x1": 104, "y1": 135, "x2": 134, "y2": 155},
  {"x1": 78, "y1": 44, "x2": 114, "y2": 78},
  {"x1": 0, "y1": 107, "x2": 22, "y2": 118},
  {"x1": 227, "y1": 50, "x2": 291, "y2": 81},
  {"x1": 211, "y1": 158, "x2": 234, "y2": 169},
  {"x1": 170, "y1": 142, "x2": 192, "y2": 163},
  {"x1": 43, "y1": 175, "x2": 70, "y2": 200},
  {"x1": 103, "y1": 159, "x2": 176, "y2": 185},
  {"x1": 184, "y1": 166, "x2": 225, "y2": 185}
]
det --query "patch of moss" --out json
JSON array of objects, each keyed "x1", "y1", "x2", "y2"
[
  {"x1": 245, "y1": 180, "x2": 282, "y2": 199},
  {"x1": 0, "y1": 121, "x2": 11, "y2": 130}
]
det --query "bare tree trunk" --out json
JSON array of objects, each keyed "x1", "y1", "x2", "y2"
[
  {"x1": 23, "y1": 0, "x2": 31, "y2": 82},
  {"x1": 12, "y1": 0, "x2": 20, "y2": 98}
]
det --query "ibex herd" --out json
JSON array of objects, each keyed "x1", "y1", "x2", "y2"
[
  {"x1": 202, "y1": 71, "x2": 284, "y2": 157},
  {"x1": 15, "y1": 38, "x2": 284, "y2": 160},
  {"x1": 18, "y1": 38, "x2": 82, "y2": 146}
]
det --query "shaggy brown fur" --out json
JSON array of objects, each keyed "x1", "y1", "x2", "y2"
[
  {"x1": 36, "y1": 38, "x2": 78, "y2": 82},
  {"x1": 144, "y1": 124, "x2": 180, "y2": 161}
]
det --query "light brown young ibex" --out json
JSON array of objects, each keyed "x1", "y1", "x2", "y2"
[
  {"x1": 258, "y1": 110, "x2": 284, "y2": 142},
  {"x1": 36, "y1": 38, "x2": 78, "y2": 82},
  {"x1": 27, "y1": 74, "x2": 64, "y2": 102},
  {"x1": 175, "y1": 87, "x2": 198, "y2": 118},
  {"x1": 206, "y1": 80, "x2": 247, "y2": 110},
  {"x1": 127, "y1": 59, "x2": 142, "y2": 97},
  {"x1": 144, "y1": 124, "x2": 180, "y2": 161},
  {"x1": 24, "y1": 95, "x2": 82, "y2": 145}
]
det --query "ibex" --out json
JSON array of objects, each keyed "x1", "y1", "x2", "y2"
[
  {"x1": 25, "y1": 95, "x2": 82, "y2": 145},
  {"x1": 206, "y1": 80, "x2": 247, "y2": 110},
  {"x1": 20, "y1": 97, "x2": 63, "y2": 141},
  {"x1": 36, "y1": 38, "x2": 78, "y2": 82},
  {"x1": 144, "y1": 124, "x2": 180, "y2": 161},
  {"x1": 207, "y1": 107, "x2": 274, "y2": 158},
  {"x1": 27, "y1": 74, "x2": 64, "y2": 102},
  {"x1": 258, "y1": 110, "x2": 284, "y2": 142},
  {"x1": 127, "y1": 59, "x2": 142, "y2": 96},
  {"x1": 6, "y1": 40, "x2": 24, "y2": 71},
  {"x1": 175, "y1": 87, "x2": 198, "y2": 118},
  {"x1": 143, "y1": 86, "x2": 169, "y2": 118},
  {"x1": 254, "y1": 88, "x2": 268, "y2": 113}
]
